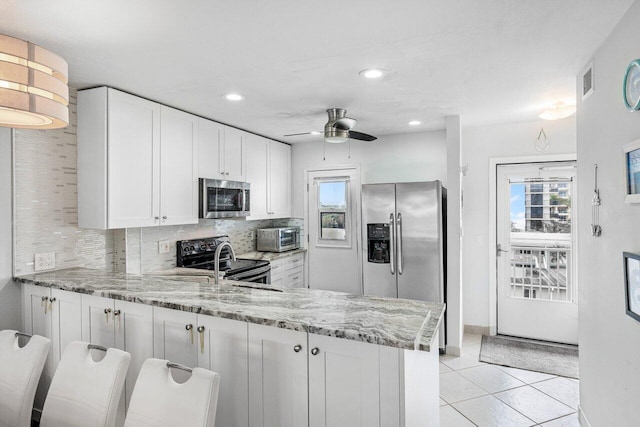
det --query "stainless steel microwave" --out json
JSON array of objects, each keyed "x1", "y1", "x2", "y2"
[
  {"x1": 199, "y1": 178, "x2": 250, "y2": 219},
  {"x1": 257, "y1": 227, "x2": 300, "y2": 252}
]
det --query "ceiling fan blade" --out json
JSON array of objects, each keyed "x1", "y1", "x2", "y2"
[
  {"x1": 348, "y1": 130, "x2": 377, "y2": 142},
  {"x1": 333, "y1": 117, "x2": 357, "y2": 130},
  {"x1": 283, "y1": 132, "x2": 313, "y2": 137}
]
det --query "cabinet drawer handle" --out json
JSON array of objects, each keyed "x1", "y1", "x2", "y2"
[
  {"x1": 310, "y1": 347, "x2": 319, "y2": 356},
  {"x1": 113, "y1": 310, "x2": 121, "y2": 331},
  {"x1": 186, "y1": 324, "x2": 194, "y2": 344},
  {"x1": 197, "y1": 326, "x2": 205, "y2": 354},
  {"x1": 293, "y1": 344, "x2": 302, "y2": 353}
]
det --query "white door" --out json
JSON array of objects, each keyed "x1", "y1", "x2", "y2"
[
  {"x1": 23, "y1": 284, "x2": 53, "y2": 411},
  {"x1": 308, "y1": 334, "x2": 380, "y2": 427},
  {"x1": 198, "y1": 316, "x2": 249, "y2": 427},
  {"x1": 198, "y1": 118, "x2": 224, "y2": 179},
  {"x1": 245, "y1": 134, "x2": 269, "y2": 219},
  {"x1": 307, "y1": 168, "x2": 361, "y2": 294},
  {"x1": 497, "y1": 162, "x2": 578, "y2": 344},
  {"x1": 160, "y1": 106, "x2": 199, "y2": 226},
  {"x1": 248, "y1": 324, "x2": 308, "y2": 427},
  {"x1": 153, "y1": 307, "x2": 199, "y2": 383},
  {"x1": 81, "y1": 294, "x2": 116, "y2": 348},
  {"x1": 223, "y1": 126, "x2": 245, "y2": 182},
  {"x1": 107, "y1": 89, "x2": 161, "y2": 228},
  {"x1": 269, "y1": 142, "x2": 291, "y2": 218},
  {"x1": 114, "y1": 300, "x2": 153, "y2": 411}
]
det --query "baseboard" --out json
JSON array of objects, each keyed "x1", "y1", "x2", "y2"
[
  {"x1": 578, "y1": 406, "x2": 591, "y2": 427},
  {"x1": 464, "y1": 324, "x2": 490, "y2": 335}
]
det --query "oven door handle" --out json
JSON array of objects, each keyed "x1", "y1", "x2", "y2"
[
  {"x1": 226, "y1": 265, "x2": 271, "y2": 281},
  {"x1": 228, "y1": 271, "x2": 270, "y2": 283}
]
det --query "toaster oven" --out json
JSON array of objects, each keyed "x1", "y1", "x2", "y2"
[{"x1": 257, "y1": 227, "x2": 300, "y2": 252}]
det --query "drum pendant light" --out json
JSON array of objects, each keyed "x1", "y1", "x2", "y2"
[{"x1": 0, "y1": 34, "x2": 69, "y2": 129}]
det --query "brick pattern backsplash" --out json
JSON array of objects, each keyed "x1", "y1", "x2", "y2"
[{"x1": 14, "y1": 89, "x2": 117, "y2": 276}]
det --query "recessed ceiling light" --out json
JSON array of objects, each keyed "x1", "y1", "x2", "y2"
[
  {"x1": 408, "y1": 120, "x2": 421, "y2": 126},
  {"x1": 310, "y1": 131, "x2": 321, "y2": 135},
  {"x1": 223, "y1": 93, "x2": 244, "y2": 101},
  {"x1": 359, "y1": 69, "x2": 386, "y2": 79}
]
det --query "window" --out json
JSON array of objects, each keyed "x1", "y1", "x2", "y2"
[
  {"x1": 530, "y1": 194, "x2": 543, "y2": 206},
  {"x1": 317, "y1": 179, "x2": 349, "y2": 241}
]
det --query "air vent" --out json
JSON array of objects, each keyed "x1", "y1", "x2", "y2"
[{"x1": 582, "y1": 62, "x2": 594, "y2": 100}]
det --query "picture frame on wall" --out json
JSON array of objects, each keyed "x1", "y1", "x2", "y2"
[
  {"x1": 623, "y1": 140, "x2": 640, "y2": 204},
  {"x1": 623, "y1": 252, "x2": 640, "y2": 322}
]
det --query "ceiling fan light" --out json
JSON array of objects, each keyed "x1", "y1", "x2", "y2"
[
  {"x1": 0, "y1": 34, "x2": 69, "y2": 129},
  {"x1": 325, "y1": 136, "x2": 349, "y2": 143},
  {"x1": 539, "y1": 102, "x2": 576, "y2": 120}
]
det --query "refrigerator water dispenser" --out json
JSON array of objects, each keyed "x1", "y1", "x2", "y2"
[{"x1": 367, "y1": 223, "x2": 390, "y2": 263}]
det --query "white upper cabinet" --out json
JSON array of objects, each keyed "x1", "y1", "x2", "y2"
[
  {"x1": 245, "y1": 134, "x2": 270, "y2": 219},
  {"x1": 245, "y1": 135, "x2": 291, "y2": 220},
  {"x1": 160, "y1": 106, "x2": 199, "y2": 226},
  {"x1": 198, "y1": 119, "x2": 245, "y2": 182},
  {"x1": 269, "y1": 141, "x2": 291, "y2": 218},
  {"x1": 223, "y1": 126, "x2": 245, "y2": 182},
  {"x1": 78, "y1": 87, "x2": 198, "y2": 229}
]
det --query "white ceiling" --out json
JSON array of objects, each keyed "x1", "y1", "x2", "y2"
[{"x1": 0, "y1": 1, "x2": 633, "y2": 143}]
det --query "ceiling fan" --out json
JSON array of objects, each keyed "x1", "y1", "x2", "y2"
[{"x1": 284, "y1": 108, "x2": 377, "y2": 143}]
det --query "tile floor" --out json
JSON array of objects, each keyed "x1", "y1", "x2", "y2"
[{"x1": 439, "y1": 333, "x2": 580, "y2": 426}]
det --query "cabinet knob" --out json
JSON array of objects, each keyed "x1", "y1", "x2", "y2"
[
  {"x1": 154, "y1": 216, "x2": 159, "y2": 221},
  {"x1": 310, "y1": 347, "x2": 319, "y2": 356},
  {"x1": 185, "y1": 324, "x2": 193, "y2": 331},
  {"x1": 104, "y1": 308, "x2": 112, "y2": 314},
  {"x1": 196, "y1": 326, "x2": 205, "y2": 333},
  {"x1": 113, "y1": 309, "x2": 121, "y2": 316},
  {"x1": 293, "y1": 344, "x2": 302, "y2": 353},
  {"x1": 162, "y1": 216, "x2": 167, "y2": 220}
]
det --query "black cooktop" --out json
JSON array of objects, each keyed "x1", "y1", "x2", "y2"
[{"x1": 176, "y1": 236, "x2": 268, "y2": 276}]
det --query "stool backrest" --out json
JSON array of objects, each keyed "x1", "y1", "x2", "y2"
[
  {"x1": 124, "y1": 358, "x2": 220, "y2": 427},
  {"x1": 40, "y1": 341, "x2": 130, "y2": 427},
  {"x1": 0, "y1": 330, "x2": 50, "y2": 427}
]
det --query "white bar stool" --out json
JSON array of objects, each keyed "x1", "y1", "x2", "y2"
[
  {"x1": 0, "y1": 330, "x2": 51, "y2": 427},
  {"x1": 40, "y1": 341, "x2": 131, "y2": 427},
  {"x1": 124, "y1": 359, "x2": 221, "y2": 427}
]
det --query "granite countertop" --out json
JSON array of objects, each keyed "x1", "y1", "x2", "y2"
[
  {"x1": 237, "y1": 248, "x2": 307, "y2": 262},
  {"x1": 16, "y1": 267, "x2": 444, "y2": 352}
]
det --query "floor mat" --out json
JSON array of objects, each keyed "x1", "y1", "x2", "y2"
[{"x1": 479, "y1": 335, "x2": 579, "y2": 379}]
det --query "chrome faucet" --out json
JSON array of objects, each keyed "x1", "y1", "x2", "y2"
[{"x1": 214, "y1": 241, "x2": 236, "y2": 285}]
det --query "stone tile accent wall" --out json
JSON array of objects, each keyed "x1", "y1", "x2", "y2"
[{"x1": 14, "y1": 89, "x2": 117, "y2": 276}]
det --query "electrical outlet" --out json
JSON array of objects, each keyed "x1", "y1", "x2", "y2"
[
  {"x1": 159, "y1": 240, "x2": 170, "y2": 254},
  {"x1": 35, "y1": 252, "x2": 55, "y2": 271}
]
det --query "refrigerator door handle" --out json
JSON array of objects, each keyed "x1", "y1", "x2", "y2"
[
  {"x1": 389, "y1": 213, "x2": 395, "y2": 275},
  {"x1": 397, "y1": 212, "x2": 403, "y2": 275}
]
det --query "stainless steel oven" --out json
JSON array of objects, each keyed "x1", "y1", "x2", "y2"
[{"x1": 225, "y1": 263, "x2": 271, "y2": 284}]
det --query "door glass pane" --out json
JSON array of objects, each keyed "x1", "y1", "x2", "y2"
[
  {"x1": 320, "y1": 212, "x2": 346, "y2": 239},
  {"x1": 509, "y1": 179, "x2": 573, "y2": 302},
  {"x1": 510, "y1": 180, "x2": 572, "y2": 234},
  {"x1": 319, "y1": 181, "x2": 347, "y2": 208}
]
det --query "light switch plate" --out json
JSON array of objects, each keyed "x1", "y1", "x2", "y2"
[
  {"x1": 35, "y1": 252, "x2": 55, "y2": 271},
  {"x1": 159, "y1": 240, "x2": 170, "y2": 254}
]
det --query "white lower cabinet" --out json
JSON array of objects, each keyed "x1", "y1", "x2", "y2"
[
  {"x1": 153, "y1": 307, "x2": 249, "y2": 427},
  {"x1": 248, "y1": 324, "x2": 309, "y2": 427},
  {"x1": 81, "y1": 295, "x2": 153, "y2": 426},
  {"x1": 22, "y1": 284, "x2": 82, "y2": 413},
  {"x1": 269, "y1": 252, "x2": 306, "y2": 288},
  {"x1": 308, "y1": 334, "x2": 381, "y2": 427}
]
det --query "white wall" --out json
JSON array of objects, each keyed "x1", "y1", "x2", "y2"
[
  {"x1": 291, "y1": 130, "x2": 447, "y2": 218},
  {"x1": 0, "y1": 128, "x2": 20, "y2": 330},
  {"x1": 576, "y1": 2, "x2": 640, "y2": 425},
  {"x1": 461, "y1": 117, "x2": 576, "y2": 328}
]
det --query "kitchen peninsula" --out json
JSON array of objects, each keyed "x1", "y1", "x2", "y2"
[{"x1": 18, "y1": 268, "x2": 444, "y2": 427}]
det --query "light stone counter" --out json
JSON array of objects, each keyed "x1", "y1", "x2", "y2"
[
  {"x1": 236, "y1": 248, "x2": 307, "y2": 262},
  {"x1": 16, "y1": 267, "x2": 444, "y2": 352}
]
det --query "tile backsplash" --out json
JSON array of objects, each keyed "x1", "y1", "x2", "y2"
[
  {"x1": 14, "y1": 89, "x2": 117, "y2": 276},
  {"x1": 13, "y1": 88, "x2": 304, "y2": 276}
]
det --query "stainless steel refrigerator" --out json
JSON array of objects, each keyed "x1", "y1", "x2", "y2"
[{"x1": 362, "y1": 181, "x2": 447, "y2": 351}]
